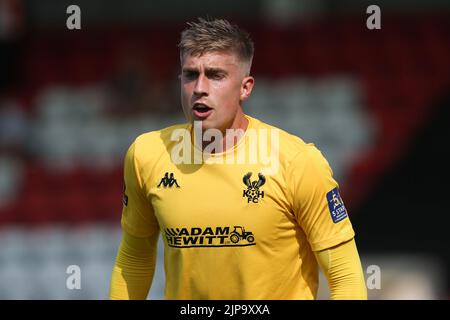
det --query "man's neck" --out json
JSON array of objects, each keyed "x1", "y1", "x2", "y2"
[
  {"x1": 216, "y1": 114, "x2": 249, "y2": 152},
  {"x1": 195, "y1": 113, "x2": 249, "y2": 153}
]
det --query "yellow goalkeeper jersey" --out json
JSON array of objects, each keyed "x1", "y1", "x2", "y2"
[{"x1": 121, "y1": 115, "x2": 355, "y2": 299}]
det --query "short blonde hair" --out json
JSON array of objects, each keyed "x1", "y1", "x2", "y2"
[{"x1": 179, "y1": 18, "x2": 254, "y2": 75}]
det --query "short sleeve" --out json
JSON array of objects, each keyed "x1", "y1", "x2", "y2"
[
  {"x1": 287, "y1": 145, "x2": 355, "y2": 251},
  {"x1": 121, "y1": 141, "x2": 159, "y2": 238}
]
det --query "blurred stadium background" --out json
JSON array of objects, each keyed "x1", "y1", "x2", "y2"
[{"x1": 0, "y1": 0, "x2": 449, "y2": 299}]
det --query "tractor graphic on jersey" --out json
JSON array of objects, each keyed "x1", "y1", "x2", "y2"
[
  {"x1": 229, "y1": 226, "x2": 255, "y2": 244},
  {"x1": 242, "y1": 172, "x2": 266, "y2": 203}
]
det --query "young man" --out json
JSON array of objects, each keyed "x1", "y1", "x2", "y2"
[{"x1": 109, "y1": 18, "x2": 367, "y2": 300}]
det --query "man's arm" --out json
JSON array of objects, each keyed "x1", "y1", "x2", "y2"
[
  {"x1": 109, "y1": 230, "x2": 159, "y2": 300},
  {"x1": 286, "y1": 146, "x2": 366, "y2": 298},
  {"x1": 110, "y1": 139, "x2": 161, "y2": 299},
  {"x1": 314, "y1": 238, "x2": 367, "y2": 300}
]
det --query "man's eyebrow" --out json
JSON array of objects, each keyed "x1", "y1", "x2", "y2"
[
  {"x1": 181, "y1": 67, "x2": 198, "y2": 73},
  {"x1": 205, "y1": 67, "x2": 227, "y2": 73},
  {"x1": 181, "y1": 67, "x2": 228, "y2": 73}
]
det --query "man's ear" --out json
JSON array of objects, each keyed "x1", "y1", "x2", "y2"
[{"x1": 240, "y1": 76, "x2": 255, "y2": 101}]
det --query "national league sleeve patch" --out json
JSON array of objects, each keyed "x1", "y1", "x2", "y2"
[
  {"x1": 122, "y1": 183, "x2": 128, "y2": 206},
  {"x1": 326, "y1": 187, "x2": 348, "y2": 223}
]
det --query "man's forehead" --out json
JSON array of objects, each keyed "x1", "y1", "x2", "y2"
[{"x1": 182, "y1": 51, "x2": 239, "y2": 69}]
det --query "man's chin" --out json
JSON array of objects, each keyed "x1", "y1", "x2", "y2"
[
  {"x1": 192, "y1": 118, "x2": 215, "y2": 131},
  {"x1": 195, "y1": 121, "x2": 229, "y2": 139}
]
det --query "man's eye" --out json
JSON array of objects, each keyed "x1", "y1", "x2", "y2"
[
  {"x1": 210, "y1": 73, "x2": 225, "y2": 80},
  {"x1": 184, "y1": 72, "x2": 198, "y2": 79}
]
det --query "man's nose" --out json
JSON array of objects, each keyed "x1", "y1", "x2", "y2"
[{"x1": 194, "y1": 74, "x2": 209, "y2": 96}]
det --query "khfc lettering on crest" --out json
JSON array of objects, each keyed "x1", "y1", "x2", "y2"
[
  {"x1": 165, "y1": 226, "x2": 256, "y2": 248},
  {"x1": 242, "y1": 172, "x2": 266, "y2": 203}
]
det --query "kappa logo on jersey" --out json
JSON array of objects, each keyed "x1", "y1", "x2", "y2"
[
  {"x1": 326, "y1": 187, "x2": 348, "y2": 223},
  {"x1": 157, "y1": 172, "x2": 180, "y2": 188},
  {"x1": 242, "y1": 172, "x2": 266, "y2": 203},
  {"x1": 165, "y1": 226, "x2": 256, "y2": 248}
]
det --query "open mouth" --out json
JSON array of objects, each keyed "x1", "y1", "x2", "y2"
[{"x1": 192, "y1": 103, "x2": 213, "y2": 118}]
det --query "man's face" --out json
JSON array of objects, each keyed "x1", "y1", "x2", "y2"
[{"x1": 180, "y1": 51, "x2": 253, "y2": 133}]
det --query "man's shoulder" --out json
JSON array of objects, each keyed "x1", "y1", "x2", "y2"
[
  {"x1": 256, "y1": 117, "x2": 332, "y2": 178},
  {"x1": 250, "y1": 116, "x2": 314, "y2": 160},
  {"x1": 130, "y1": 122, "x2": 190, "y2": 160},
  {"x1": 134, "y1": 122, "x2": 190, "y2": 144}
]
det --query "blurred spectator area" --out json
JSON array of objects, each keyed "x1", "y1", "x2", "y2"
[
  {"x1": 1, "y1": 15, "x2": 449, "y2": 225},
  {"x1": 0, "y1": 10, "x2": 450, "y2": 300}
]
